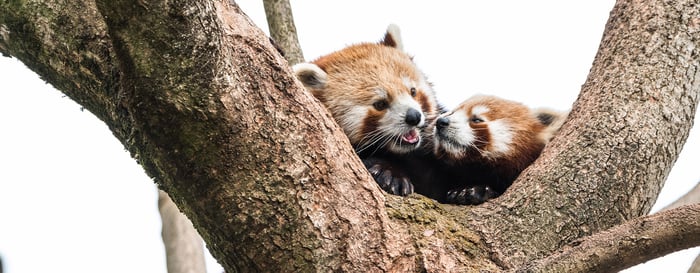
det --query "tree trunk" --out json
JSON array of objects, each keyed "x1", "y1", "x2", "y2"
[
  {"x1": 1, "y1": 1, "x2": 698, "y2": 272},
  {"x1": 159, "y1": 190, "x2": 207, "y2": 273}
]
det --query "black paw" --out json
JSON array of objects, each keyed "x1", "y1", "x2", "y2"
[
  {"x1": 445, "y1": 185, "x2": 497, "y2": 205},
  {"x1": 364, "y1": 158, "x2": 415, "y2": 196}
]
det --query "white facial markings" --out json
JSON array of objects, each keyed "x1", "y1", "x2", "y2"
[
  {"x1": 401, "y1": 76, "x2": 414, "y2": 89},
  {"x1": 436, "y1": 109, "x2": 477, "y2": 157},
  {"x1": 377, "y1": 92, "x2": 425, "y2": 153},
  {"x1": 338, "y1": 106, "x2": 371, "y2": 143},
  {"x1": 395, "y1": 93, "x2": 425, "y2": 125},
  {"x1": 352, "y1": 78, "x2": 430, "y2": 154},
  {"x1": 373, "y1": 87, "x2": 387, "y2": 98},
  {"x1": 484, "y1": 119, "x2": 513, "y2": 158},
  {"x1": 472, "y1": 105, "x2": 490, "y2": 117}
]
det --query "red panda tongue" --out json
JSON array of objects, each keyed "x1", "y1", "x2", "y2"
[{"x1": 401, "y1": 130, "x2": 420, "y2": 144}]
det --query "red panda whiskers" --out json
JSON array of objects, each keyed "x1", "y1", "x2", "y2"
[
  {"x1": 355, "y1": 129, "x2": 393, "y2": 154},
  {"x1": 434, "y1": 95, "x2": 567, "y2": 205},
  {"x1": 293, "y1": 24, "x2": 444, "y2": 197}
]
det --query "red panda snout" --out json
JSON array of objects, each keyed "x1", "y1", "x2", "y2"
[
  {"x1": 434, "y1": 108, "x2": 483, "y2": 161},
  {"x1": 405, "y1": 108, "x2": 422, "y2": 126},
  {"x1": 356, "y1": 92, "x2": 429, "y2": 154},
  {"x1": 434, "y1": 95, "x2": 567, "y2": 166},
  {"x1": 372, "y1": 104, "x2": 427, "y2": 154}
]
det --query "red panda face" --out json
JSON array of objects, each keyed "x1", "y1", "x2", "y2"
[
  {"x1": 434, "y1": 95, "x2": 549, "y2": 164},
  {"x1": 293, "y1": 32, "x2": 439, "y2": 155},
  {"x1": 351, "y1": 83, "x2": 429, "y2": 153}
]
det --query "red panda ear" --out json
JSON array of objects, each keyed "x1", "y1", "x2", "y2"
[
  {"x1": 293, "y1": 63, "x2": 328, "y2": 89},
  {"x1": 533, "y1": 108, "x2": 567, "y2": 127},
  {"x1": 533, "y1": 107, "x2": 569, "y2": 143},
  {"x1": 536, "y1": 112, "x2": 556, "y2": 126},
  {"x1": 380, "y1": 24, "x2": 404, "y2": 51}
]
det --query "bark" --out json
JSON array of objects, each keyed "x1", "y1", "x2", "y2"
[
  {"x1": 262, "y1": 0, "x2": 304, "y2": 64},
  {"x1": 662, "y1": 181, "x2": 700, "y2": 211},
  {"x1": 690, "y1": 253, "x2": 700, "y2": 273},
  {"x1": 95, "y1": 1, "x2": 421, "y2": 272},
  {"x1": 0, "y1": 1, "x2": 428, "y2": 272},
  {"x1": 0, "y1": 1, "x2": 699, "y2": 273},
  {"x1": 159, "y1": 190, "x2": 207, "y2": 273},
  {"x1": 466, "y1": 0, "x2": 700, "y2": 267},
  {"x1": 515, "y1": 203, "x2": 700, "y2": 273}
]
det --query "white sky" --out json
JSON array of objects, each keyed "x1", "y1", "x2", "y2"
[{"x1": 1, "y1": 1, "x2": 698, "y2": 273}]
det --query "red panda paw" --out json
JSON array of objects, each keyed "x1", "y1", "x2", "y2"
[
  {"x1": 445, "y1": 185, "x2": 498, "y2": 205},
  {"x1": 363, "y1": 157, "x2": 415, "y2": 196}
]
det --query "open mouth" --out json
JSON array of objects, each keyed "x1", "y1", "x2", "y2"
[{"x1": 401, "y1": 129, "x2": 420, "y2": 144}]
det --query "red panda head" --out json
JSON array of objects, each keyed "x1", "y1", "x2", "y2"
[
  {"x1": 434, "y1": 95, "x2": 566, "y2": 167},
  {"x1": 293, "y1": 25, "x2": 440, "y2": 154}
]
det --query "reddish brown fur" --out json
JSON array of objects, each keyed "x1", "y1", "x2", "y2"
[
  {"x1": 302, "y1": 41, "x2": 439, "y2": 149},
  {"x1": 451, "y1": 96, "x2": 548, "y2": 168},
  {"x1": 434, "y1": 95, "x2": 565, "y2": 204},
  {"x1": 293, "y1": 26, "x2": 444, "y2": 197}
]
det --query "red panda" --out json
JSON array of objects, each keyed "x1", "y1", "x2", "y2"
[
  {"x1": 293, "y1": 25, "x2": 444, "y2": 196},
  {"x1": 433, "y1": 95, "x2": 567, "y2": 205}
]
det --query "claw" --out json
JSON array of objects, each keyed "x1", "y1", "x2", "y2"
[
  {"x1": 362, "y1": 157, "x2": 415, "y2": 196},
  {"x1": 446, "y1": 185, "x2": 498, "y2": 205}
]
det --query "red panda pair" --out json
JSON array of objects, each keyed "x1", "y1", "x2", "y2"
[{"x1": 293, "y1": 25, "x2": 566, "y2": 205}]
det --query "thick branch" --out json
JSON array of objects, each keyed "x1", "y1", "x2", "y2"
[
  {"x1": 469, "y1": 0, "x2": 700, "y2": 267},
  {"x1": 2, "y1": 1, "x2": 698, "y2": 272},
  {"x1": 0, "y1": 1, "x2": 124, "y2": 139},
  {"x1": 1, "y1": 1, "x2": 493, "y2": 271},
  {"x1": 515, "y1": 203, "x2": 700, "y2": 273},
  {"x1": 262, "y1": 0, "x2": 304, "y2": 64}
]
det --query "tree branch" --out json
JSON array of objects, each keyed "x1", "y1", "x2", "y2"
[
  {"x1": 662, "y1": 181, "x2": 700, "y2": 211},
  {"x1": 1, "y1": 0, "x2": 698, "y2": 272},
  {"x1": 262, "y1": 0, "x2": 304, "y2": 64},
  {"x1": 516, "y1": 203, "x2": 700, "y2": 273},
  {"x1": 159, "y1": 190, "x2": 207, "y2": 273},
  {"x1": 1, "y1": 0, "x2": 489, "y2": 271},
  {"x1": 471, "y1": 0, "x2": 700, "y2": 267},
  {"x1": 689, "y1": 253, "x2": 700, "y2": 273}
]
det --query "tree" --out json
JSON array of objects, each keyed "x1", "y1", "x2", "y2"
[{"x1": 0, "y1": 1, "x2": 698, "y2": 272}]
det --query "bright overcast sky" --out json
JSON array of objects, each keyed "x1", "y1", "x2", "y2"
[{"x1": 1, "y1": 1, "x2": 698, "y2": 273}]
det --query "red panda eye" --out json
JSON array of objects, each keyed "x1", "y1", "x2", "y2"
[
  {"x1": 373, "y1": 100, "x2": 389, "y2": 111},
  {"x1": 410, "y1": 87, "x2": 417, "y2": 97},
  {"x1": 470, "y1": 116, "x2": 484, "y2": 123}
]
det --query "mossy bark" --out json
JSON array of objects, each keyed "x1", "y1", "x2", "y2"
[{"x1": 1, "y1": 1, "x2": 698, "y2": 272}]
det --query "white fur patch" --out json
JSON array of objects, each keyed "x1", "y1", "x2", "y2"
[
  {"x1": 451, "y1": 110, "x2": 476, "y2": 144},
  {"x1": 386, "y1": 24, "x2": 404, "y2": 51},
  {"x1": 292, "y1": 63, "x2": 327, "y2": 89},
  {"x1": 377, "y1": 93, "x2": 425, "y2": 153},
  {"x1": 338, "y1": 106, "x2": 370, "y2": 143},
  {"x1": 436, "y1": 110, "x2": 477, "y2": 157},
  {"x1": 402, "y1": 77, "x2": 414, "y2": 89},
  {"x1": 485, "y1": 120, "x2": 513, "y2": 157},
  {"x1": 472, "y1": 105, "x2": 490, "y2": 117},
  {"x1": 392, "y1": 94, "x2": 425, "y2": 126}
]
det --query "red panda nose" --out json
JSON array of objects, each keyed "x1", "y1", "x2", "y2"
[
  {"x1": 436, "y1": 117, "x2": 449, "y2": 129},
  {"x1": 405, "y1": 108, "x2": 422, "y2": 126}
]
